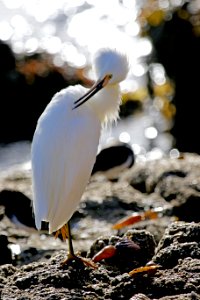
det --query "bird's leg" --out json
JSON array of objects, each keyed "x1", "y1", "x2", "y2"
[
  {"x1": 65, "y1": 221, "x2": 76, "y2": 260},
  {"x1": 55, "y1": 222, "x2": 97, "y2": 269}
]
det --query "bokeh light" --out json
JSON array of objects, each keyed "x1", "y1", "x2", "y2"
[
  {"x1": 119, "y1": 132, "x2": 131, "y2": 143},
  {"x1": 0, "y1": 0, "x2": 178, "y2": 168},
  {"x1": 144, "y1": 127, "x2": 158, "y2": 139}
]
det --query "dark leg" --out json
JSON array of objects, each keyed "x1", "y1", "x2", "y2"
[
  {"x1": 66, "y1": 221, "x2": 75, "y2": 258},
  {"x1": 55, "y1": 221, "x2": 97, "y2": 269}
]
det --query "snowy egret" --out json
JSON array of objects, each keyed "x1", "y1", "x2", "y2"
[
  {"x1": 31, "y1": 48, "x2": 129, "y2": 267},
  {"x1": 91, "y1": 142, "x2": 134, "y2": 180}
]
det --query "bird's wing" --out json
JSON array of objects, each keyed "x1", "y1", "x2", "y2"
[{"x1": 31, "y1": 85, "x2": 101, "y2": 233}]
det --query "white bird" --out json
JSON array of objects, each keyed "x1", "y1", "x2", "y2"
[{"x1": 31, "y1": 48, "x2": 129, "y2": 267}]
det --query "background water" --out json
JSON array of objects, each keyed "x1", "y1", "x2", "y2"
[{"x1": 0, "y1": 0, "x2": 174, "y2": 171}]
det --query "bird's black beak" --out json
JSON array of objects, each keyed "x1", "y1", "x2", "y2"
[{"x1": 73, "y1": 74, "x2": 112, "y2": 110}]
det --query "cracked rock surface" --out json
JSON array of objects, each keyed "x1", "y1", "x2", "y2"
[{"x1": 0, "y1": 153, "x2": 200, "y2": 299}]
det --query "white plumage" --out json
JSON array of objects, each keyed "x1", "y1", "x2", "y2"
[
  {"x1": 32, "y1": 85, "x2": 101, "y2": 233},
  {"x1": 31, "y1": 48, "x2": 129, "y2": 239}
]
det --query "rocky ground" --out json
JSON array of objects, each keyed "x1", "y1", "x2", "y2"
[{"x1": 0, "y1": 153, "x2": 200, "y2": 299}]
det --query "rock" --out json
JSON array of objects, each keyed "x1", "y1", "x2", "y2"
[
  {"x1": 88, "y1": 229, "x2": 156, "y2": 272},
  {"x1": 122, "y1": 153, "x2": 200, "y2": 222},
  {"x1": 153, "y1": 222, "x2": 200, "y2": 268},
  {"x1": 0, "y1": 235, "x2": 12, "y2": 265},
  {"x1": 0, "y1": 190, "x2": 36, "y2": 229},
  {"x1": 0, "y1": 153, "x2": 200, "y2": 298}
]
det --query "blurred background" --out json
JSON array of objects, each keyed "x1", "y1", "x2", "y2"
[{"x1": 0, "y1": 0, "x2": 200, "y2": 171}]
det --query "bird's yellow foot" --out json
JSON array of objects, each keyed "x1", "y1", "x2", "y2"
[
  {"x1": 54, "y1": 224, "x2": 69, "y2": 241},
  {"x1": 55, "y1": 224, "x2": 98, "y2": 269},
  {"x1": 61, "y1": 253, "x2": 98, "y2": 269}
]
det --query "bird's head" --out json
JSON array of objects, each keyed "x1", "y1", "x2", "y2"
[
  {"x1": 94, "y1": 48, "x2": 129, "y2": 85},
  {"x1": 73, "y1": 48, "x2": 129, "y2": 109}
]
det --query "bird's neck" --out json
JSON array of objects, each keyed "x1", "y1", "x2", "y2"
[{"x1": 89, "y1": 84, "x2": 121, "y2": 125}]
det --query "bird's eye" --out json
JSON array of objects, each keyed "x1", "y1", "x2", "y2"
[{"x1": 108, "y1": 74, "x2": 112, "y2": 79}]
